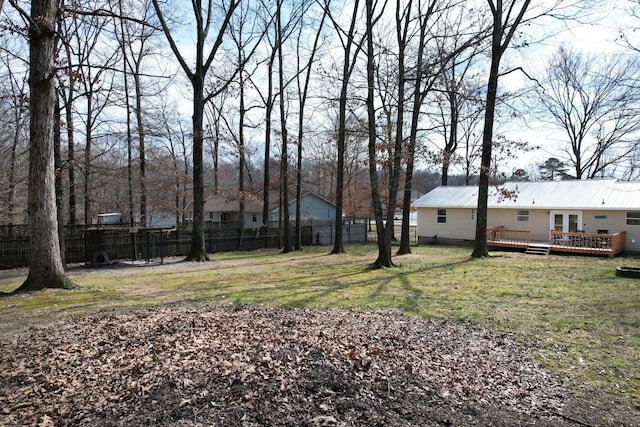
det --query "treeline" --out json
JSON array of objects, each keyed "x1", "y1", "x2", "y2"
[{"x1": 2, "y1": 0, "x2": 640, "y2": 289}]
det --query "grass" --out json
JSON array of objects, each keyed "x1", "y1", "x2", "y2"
[{"x1": 1, "y1": 243, "x2": 639, "y2": 407}]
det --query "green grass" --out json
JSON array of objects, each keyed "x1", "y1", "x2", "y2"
[{"x1": 1, "y1": 244, "x2": 639, "y2": 406}]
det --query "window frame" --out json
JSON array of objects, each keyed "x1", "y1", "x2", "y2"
[
  {"x1": 517, "y1": 209, "x2": 530, "y2": 222},
  {"x1": 626, "y1": 211, "x2": 640, "y2": 226},
  {"x1": 437, "y1": 209, "x2": 447, "y2": 223}
]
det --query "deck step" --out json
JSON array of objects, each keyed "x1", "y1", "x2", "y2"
[{"x1": 525, "y1": 244, "x2": 550, "y2": 256}]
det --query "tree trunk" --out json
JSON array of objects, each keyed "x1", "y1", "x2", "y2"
[
  {"x1": 277, "y1": 1, "x2": 292, "y2": 254},
  {"x1": 84, "y1": 97, "x2": 92, "y2": 225},
  {"x1": 331, "y1": 84, "x2": 346, "y2": 254},
  {"x1": 330, "y1": 0, "x2": 362, "y2": 255},
  {"x1": 471, "y1": 0, "x2": 531, "y2": 258},
  {"x1": 135, "y1": 72, "x2": 147, "y2": 228},
  {"x1": 185, "y1": 77, "x2": 209, "y2": 261},
  {"x1": 54, "y1": 99, "x2": 66, "y2": 266},
  {"x1": 16, "y1": 0, "x2": 75, "y2": 292},
  {"x1": 262, "y1": 57, "x2": 274, "y2": 230},
  {"x1": 238, "y1": 70, "x2": 246, "y2": 249},
  {"x1": 122, "y1": 50, "x2": 136, "y2": 229},
  {"x1": 471, "y1": 39, "x2": 499, "y2": 259},
  {"x1": 63, "y1": 76, "x2": 76, "y2": 225},
  {"x1": 398, "y1": 2, "x2": 432, "y2": 256},
  {"x1": 366, "y1": 0, "x2": 392, "y2": 268}
]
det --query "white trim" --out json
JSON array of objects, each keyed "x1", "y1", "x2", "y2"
[{"x1": 550, "y1": 211, "x2": 583, "y2": 237}]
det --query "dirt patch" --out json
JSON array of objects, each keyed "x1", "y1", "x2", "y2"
[{"x1": 2, "y1": 304, "x2": 635, "y2": 426}]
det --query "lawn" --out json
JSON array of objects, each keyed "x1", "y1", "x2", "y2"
[{"x1": 1, "y1": 244, "x2": 639, "y2": 410}]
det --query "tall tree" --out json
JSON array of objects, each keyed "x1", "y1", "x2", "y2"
[
  {"x1": 326, "y1": 0, "x2": 365, "y2": 254},
  {"x1": 113, "y1": 0, "x2": 163, "y2": 227},
  {"x1": 276, "y1": 0, "x2": 293, "y2": 253},
  {"x1": 294, "y1": 1, "x2": 327, "y2": 250},
  {"x1": 0, "y1": 52, "x2": 29, "y2": 225},
  {"x1": 152, "y1": 0, "x2": 240, "y2": 261},
  {"x1": 535, "y1": 47, "x2": 640, "y2": 179},
  {"x1": 471, "y1": 0, "x2": 531, "y2": 258},
  {"x1": 366, "y1": 0, "x2": 399, "y2": 268},
  {"x1": 66, "y1": 4, "x2": 120, "y2": 224},
  {"x1": 10, "y1": 0, "x2": 75, "y2": 291},
  {"x1": 430, "y1": 3, "x2": 486, "y2": 187},
  {"x1": 257, "y1": 0, "x2": 278, "y2": 231},
  {"x1": 225, "y1": 0, "x2": 263, "y2": 243},
  {"x1": 56, "y1": 14, "x2": 78, "y2": 225},
  {"x1": 396, "y1": 0, "x2": 438, "y2": 255}
]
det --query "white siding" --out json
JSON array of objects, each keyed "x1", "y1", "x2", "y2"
[
  {"x1": 416, "y1": 208, "x2": 476, "y2": 241},
  {"x1": 417, "y1": 206, "x2": 640, "y2": 251},
  {"x1": 488, "y1": 209, "x2": 551, "y2": 241},
  {"x1": 584, "y1": 210, "x2": 640, "y2": 251}
]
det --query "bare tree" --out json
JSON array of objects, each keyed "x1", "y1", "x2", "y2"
[
  {"x1": 535, "y1": 47, "x2": 640, "y2": 179},
  {"x1": 204, "y1": 90, "x2": 229, "y2": 195},
  {"x1": 222, "y1": 0, "x2": 264, "y2": 245},
  {"x1": 112, "y1": 0, "x2": 164, "y2": 227},
  {"x1": 396, "y1": 0, "x2": 439, "y2": 255},
  {"x1": 65, "y1": 3, "x2": 120, "y2": 224},
  {"x1": 458, "y1": 80, "x2": 485, "y2": 185},
  {"x1": 56, "y1": 13, "x2": 79, "y2": 225},
  {"x1": 366, "y1": 0, "x2": 401, "y2": 268},
  {"x1": 430, "y1": 3, "x2": 486, "y2": 186},
  {"x1": 144, "y1": 130, "x2": 192, "y2": 228},
  {"x1": 0, "y1": 51, "x2": 29, "y2": 225},
  {"x1": 472, "y1": 0, "x2": 531, "y2": 258},
  {"x1": 275, "y1": 0, "x2": 294, "y2": 253},
  {"x1": 151, "y1": 0, "x2": 240, "y2": 261},
  {"x1": 293, "y1": 1, "x2": 328, "y2": 250},
  {"x1": 326, "y1": 0, "x2": 366, "y2": 255},
  {"x1": 255, "y1": 0, "x2": 278, "y2": 232},
  {"x1": 9, "y1": 0, "x2": 75, "y2": 292}
]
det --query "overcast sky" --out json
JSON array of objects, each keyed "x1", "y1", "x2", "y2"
[{"x1": 498, "y1": 0, "x2": 639, "y2": 173}]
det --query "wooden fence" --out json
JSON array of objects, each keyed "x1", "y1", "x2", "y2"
[{"x1": 0, "y1": 219, "x2": 367, "y2": 268}]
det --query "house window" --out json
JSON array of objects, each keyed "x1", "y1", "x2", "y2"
[
  {"x1": 437, "y1": 209, "x2": 447, "y2": 223},
  {"x1": 471, "y1": 209, "x2": 477, "y2": 220},
  {"x1": 252, "y1": 214, "x2": 258, "y2": 223},
  {"x1": 517, "y1": 210, "x2": 529, "y2": 222},
  {"x1": 627, "y1": 211, "x2": 640, "y2": 225}
]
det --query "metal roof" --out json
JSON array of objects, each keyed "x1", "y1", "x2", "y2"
[{"x1": 412, "y1": 179, "x2": 640, "y2": 210}]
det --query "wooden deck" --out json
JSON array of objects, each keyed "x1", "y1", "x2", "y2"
[{"x1": 487, "y1": 227, "x2": 626, "y2": 258}]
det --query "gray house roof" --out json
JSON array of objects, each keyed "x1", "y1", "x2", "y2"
[
  {"x1": 413, "y1": 179, "x2": 640, "y2": 211},
  {"x1": 203, "y1": 195, "x2": 263, "y2": 213}
]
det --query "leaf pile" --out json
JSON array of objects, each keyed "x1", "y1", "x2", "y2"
[{"x1": 1, "y1": 305, "x2": 578, "y2": 426}]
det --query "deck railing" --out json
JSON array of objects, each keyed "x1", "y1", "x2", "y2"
[
  {"x1": 550, "y1": 231, "x2": 626, "y2": 257},
  {"x1": 487, "y1": 227, "x2": 626, "y2": 257},
  {"x1": 487, "y1": 226, "x2": 531, "y2": 247}
]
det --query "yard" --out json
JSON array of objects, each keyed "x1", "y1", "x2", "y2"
[{"x1": 0, "y1": 245, "x2": 638, "y2": 426}]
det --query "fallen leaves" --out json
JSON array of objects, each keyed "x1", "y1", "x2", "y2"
[{"x1": 0, "y1": 304, "x2": 574, "y2": 426}]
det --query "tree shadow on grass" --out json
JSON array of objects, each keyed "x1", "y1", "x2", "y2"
[{"x1": 220, "y1": 258, "x2": 475, "y2": 314}]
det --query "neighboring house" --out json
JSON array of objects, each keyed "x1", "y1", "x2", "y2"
[
  {"x1": 271, "y1": 191, "x2": 337, "y2": 221},
  {"x1": 202, "y1": 195, "x2": 265, "y2": 229},
  {"x1": 413, "y1": 179, "x2": 640, "y2": 255}
]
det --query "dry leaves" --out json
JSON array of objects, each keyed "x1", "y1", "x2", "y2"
[{"x1": 0, "y1": 305, "x2": 577, "y2": 426}]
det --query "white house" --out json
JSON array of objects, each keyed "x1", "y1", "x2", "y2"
[{"x1": 413, "y1": 179, "x2": 640, "y2": 254}]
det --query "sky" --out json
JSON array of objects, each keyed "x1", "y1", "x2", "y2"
[
  {"x1": 152, "y1": 0, "x2": 640, "y2": 177},
  {"x1": 498, "y1": 0, "x2": 640, "y2": 173}
]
